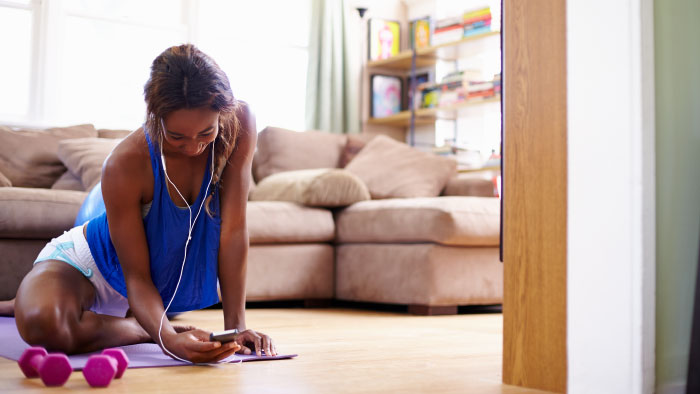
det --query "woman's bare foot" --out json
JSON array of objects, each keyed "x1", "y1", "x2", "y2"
[{"x1": 0, "y1": 299, "x2": 15, "y2": 316}]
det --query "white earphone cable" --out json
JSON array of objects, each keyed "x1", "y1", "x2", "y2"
[{"x1": 156, "y1": 125, "x2": 215, "y2": 363}]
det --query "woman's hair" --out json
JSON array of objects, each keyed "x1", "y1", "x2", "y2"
[{"x1": 143, "y1": 44, "x2": 240, "y2": 216}]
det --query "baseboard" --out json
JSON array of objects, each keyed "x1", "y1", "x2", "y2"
[{"x1": 656, "y1": 380, "x2": 686, "y2": 394}]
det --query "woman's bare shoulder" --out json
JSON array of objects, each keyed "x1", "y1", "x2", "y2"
[
  {"x1": 102, "y1": 127, "x2": 151, "y2": 193},
  {"x1": 233, "y1": 101, "x2": 256, "y2": 152}
]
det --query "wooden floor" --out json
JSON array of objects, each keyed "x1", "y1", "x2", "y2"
[{"x1": 0, "y1": 308, "x2": 550, "y2": 393}]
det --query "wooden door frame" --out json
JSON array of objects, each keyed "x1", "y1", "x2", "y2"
[{"x1": 502, "y1": 0, "x2": 656, "y2": 393}]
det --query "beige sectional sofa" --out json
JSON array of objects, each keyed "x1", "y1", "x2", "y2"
[{"x1": 0, "y1": 124, "x2": 501, "y2": 315}]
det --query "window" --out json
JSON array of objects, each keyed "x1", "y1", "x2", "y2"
[
  {"x1": 0, "y1": 0, "x2": 311, "y2": 131},
  {"x1": 55, "y1": 0, "x2": 187, "y2": 128},
  {"x1": 195, "y1": 0, "x2": 311, "y2": 131},
  {"x1": 0, "y1": 0, "x2": 35, "y2": 122}
]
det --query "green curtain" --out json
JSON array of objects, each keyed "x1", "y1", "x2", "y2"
[
  {"x1": 305, "y1": 0, "x2": 360, "y2": 134},
  {"x1": 655, "y1": 0, "x2": 700, "y2": 390}
]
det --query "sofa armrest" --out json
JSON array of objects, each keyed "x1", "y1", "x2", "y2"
[
  {"x1": 441, "y1": 172, "x2": 496, "y2": 197},
  {"x1": 0, "y1": 187, "x2": 87, "y2": 239}
]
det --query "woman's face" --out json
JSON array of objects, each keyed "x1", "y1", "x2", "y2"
[{"x1": 161, "y1": 107, "x2": 219, "y2": 157}]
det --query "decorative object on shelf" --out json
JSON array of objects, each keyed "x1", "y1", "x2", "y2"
[
  {"x1": 368, "y1": 18, "x2": 400, "y2": 61},
  {"x1": 404, "y1": 72, "x2": 430, "y2": 111},
  {"x1": 370, "y1": 75, "x2": 402, "y2": 118},
  {"x1": 409, "y1": 17, "x2": 431, "y2": 49}
]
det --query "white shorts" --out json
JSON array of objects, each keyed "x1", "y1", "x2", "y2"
[{"x1": 34, "y1": 225, "x2": 129, "y2": 317}]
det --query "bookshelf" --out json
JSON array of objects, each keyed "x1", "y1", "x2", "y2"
[
  {"x1": 365, "y1": 30, "x2": 502, "y2": 143},
  {"x1": 366, "y1": 31, "x2": 501, "y2": 70}
]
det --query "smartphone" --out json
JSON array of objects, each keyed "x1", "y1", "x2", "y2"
[{"x1": 209, "y1": 329, "x2": 239, "y2": 344}]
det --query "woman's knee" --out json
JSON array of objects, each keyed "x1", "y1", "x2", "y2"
[{"x1": 15, "y1": 303, "x2": 78, "y2": 353}]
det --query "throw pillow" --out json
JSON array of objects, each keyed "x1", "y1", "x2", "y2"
[
  {"x1": 252, "y1": 126, "x2": 347, "y2": 182},
  {"x1": 339, "y1": 134, "x2": 375, "y2": 168},
  {"x1": 51, "y1": 171, "x2": 85, "y2": 191},
  {"x1": 0, "y1": 170, "x2": 11, "y2": 187},
  {"x1": 0, "y1": 124, "x2": 97, "y2": 188},
  {"x1": 249, "y1": 168, "x2": 370, "y2": 207},
  {"x1": 57, "y1": 138, "x2": 122, "y2": 191},
  {"x1": 344, "y1": 135, "x2": 457, "y2": 199}
]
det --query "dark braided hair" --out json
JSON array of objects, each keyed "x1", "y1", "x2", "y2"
[{"x1": 143, "y1": 44, "x2": 241, "y2": 216}]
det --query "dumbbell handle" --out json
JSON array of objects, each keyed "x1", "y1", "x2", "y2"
[{"x1": 27, "y1": 353, "x2": 44, "y2": 374}]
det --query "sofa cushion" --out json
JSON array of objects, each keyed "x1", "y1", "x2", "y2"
[
  {"x1": 336, "y1": 244, "x2": 503, "y2": 306},
  {"x1": 0, "y1": 124, "x2": 97, "y2": 188},
  {"x1": 442, "y1": 172, "x2": 496, "y2": 197},
  {"x1": 247, "y1": 201, "x2": 335, "y2": 244},
  {"x1": 344, "y1": 135, "x2": 457, "y2": 199},
  {"x1": 336, "y1": 196, "x2": 500, "y2": 246},
  {"x1": 57, "y1": 138, "x2": 121, "y2": 190},
  {"x1": 51, "y1": 171, "x2": 85, "y2": 191},
  {"x1": 250, "y1": 168, "x2": 370, "y2": 207},
  {"x1": 246, "y1": 244, "x2": 334, "y2": 301},
  {"x1": 252, "y1": 127, "x2": 347, "y2": 182},
  {"x1": 97, "y1": 129, "x2": 132, "y2": 139},
  {"x1": 0, "y1": 170, "x2": 11, "y2": 187},
  {"x1": 0, "y1": 187, "x2": 87, "y2": 238}
]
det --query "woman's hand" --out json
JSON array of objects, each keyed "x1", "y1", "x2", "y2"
[
  {"x1": 162, "y1": 327, "x2": 241, "y2": 363},
  {"x1": 235, "y1": 329, "x2": 277, "y2": 357}
]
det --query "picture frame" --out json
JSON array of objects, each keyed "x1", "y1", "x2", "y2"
[
  {"x1": 370, "y1": 74, "x2": 403, "y2": 118},
  {"x1": 368, "y1": 18, "x2": 401, "y2": 61},
  {"x1": 409, "y1": 17, "x2": 431, "y2": 50}
]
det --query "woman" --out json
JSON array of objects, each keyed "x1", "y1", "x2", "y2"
[{"x1": 2, "y1": 44, "x2": 274, "y2": 363}]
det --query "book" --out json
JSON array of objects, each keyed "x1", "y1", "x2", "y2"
[
  {"x1": 463, "y1": 13, "x2": 492, "y2": 25},
  {"x1": 435, "y1": 16, "x2": 463, "y2": 30},
  {"x1": 463, "y1": 7, "x2": 491, "y2": 20},
  {"x1": 433, "y1": 26, "x2": 465, "y2": 45},
  {"x1": 465, "y1": 20, "x2": 491, "y2": 30},
  {"x1": 464, "y1": 25, "x2": 492, "y2": 38}
]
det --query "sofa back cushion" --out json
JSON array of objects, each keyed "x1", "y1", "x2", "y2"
[
  {"x1": 97, "y1": 128, "x2": 132, "y2": 139},
  {"x1": 345, "y1": 135, "x2": 457, "y2": 199},
  {"x1": 57, "y1": 138, "x2": 122, "y2": 191},
  {"x1": 0, "y1": 124, "x2": 97, "y2": 188},
  {"x1": 252, "y1": 126, "x2": 347, "y2": 182},
  {"x1": 0, "y1": 170, "x2": 11, "y2": 187},
  {"x1": 51, "y1": 171, "x2": 85, "y2": 191}
]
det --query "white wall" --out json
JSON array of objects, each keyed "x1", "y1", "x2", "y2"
[{"x1": 567, "y1": 0, "x2": 655, "y2": 393}]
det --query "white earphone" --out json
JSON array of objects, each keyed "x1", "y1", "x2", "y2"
[{"x1": 157, "y1": 118, "x2": 215, "y2": 363}]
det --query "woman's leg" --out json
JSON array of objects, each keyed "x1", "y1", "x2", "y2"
[
  {"x1": 14, "y1": 260, "x2": 151, "y2": 354},
  {"x1": 0, "y1": 298, "x2": 14, "y2": 316}
]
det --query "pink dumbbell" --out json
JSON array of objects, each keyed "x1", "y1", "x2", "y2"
[
  {"x1": 82, "y1": 348, "x2": 129, "y2": 387},
  {"x1": 18, "y1": 347, "x2": 72, "y2": 386}
]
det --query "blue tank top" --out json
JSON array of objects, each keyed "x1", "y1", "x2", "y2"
[{"x1": 86, "y1": 128, "x2": 221, "y2": 312}]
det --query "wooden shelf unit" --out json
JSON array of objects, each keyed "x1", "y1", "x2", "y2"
[
  {"x1": 367, "y1": 95, "x2": 501, "y2": 127},
  {"x1": 366, "y1": 31, "x2": 501, "y2": 71}
]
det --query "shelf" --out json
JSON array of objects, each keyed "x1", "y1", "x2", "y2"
[
  {"x1": 367, "y1": 95, "x2": 501, "y2": 127},
  {"x1": 366, "y1": 31, "x2": 501, "y2": 71},
  {"x1": 458, "y1": 165, "x2": 500, "y2": 173}
]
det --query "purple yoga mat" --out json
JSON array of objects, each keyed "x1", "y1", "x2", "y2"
[{"x1": 0, "y1": 317, "x2": 295, "y2": 369}]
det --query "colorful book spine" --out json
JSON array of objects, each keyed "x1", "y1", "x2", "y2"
[
  {"x1": 463, "y1": 13, "x2": 492, "y2": 25},
  {"x1": 463, "y1": 7, "x2": 491, "y2": 20},
  {"x1": 464, "y1": 25, "x2": 492, "y2": 38}
]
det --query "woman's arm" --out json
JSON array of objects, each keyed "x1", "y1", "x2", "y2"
[
  {"x1": 218, "y1": 104, "x2": 256, "y2": 333},
  {"x1": 102, "y1": 138, "x2": 238, "y2": 362}
]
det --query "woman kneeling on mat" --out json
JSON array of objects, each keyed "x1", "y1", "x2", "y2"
[{"x1": 0, "y1": 44, "x2": 275, "y2": 363}]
